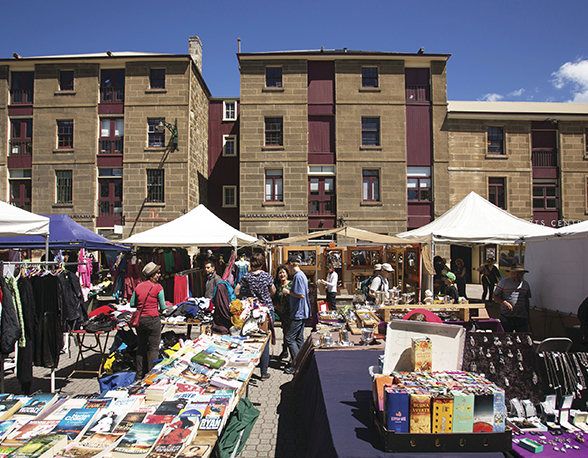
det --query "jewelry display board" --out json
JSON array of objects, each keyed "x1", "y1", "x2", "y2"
[
  {"x1": 462, "y1": 332, "x2": 544, "y2": 405},
  {"x1": 537, "y1": 351, "x2": 588, "y2": 409}
]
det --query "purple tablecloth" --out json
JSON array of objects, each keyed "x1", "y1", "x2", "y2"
[
  {"x1": 511, "y1": 431, "x2": 588, "y2": 458},
  {"x1": 301, "y1": 349, "x2": 507, "y2": 458}
]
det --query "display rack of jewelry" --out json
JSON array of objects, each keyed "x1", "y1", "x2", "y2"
[
  {"x1": 538, "y1": 351, "x2": 588, "y2": 408},
  {"x1": 462, "y1": 332, "x2": 545, "y2": 405}
]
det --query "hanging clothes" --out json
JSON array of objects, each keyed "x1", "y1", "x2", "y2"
[
  {"x1": 31, "y1": 274, "x2": 63, "y2": 369},
  {"x1": 0, "y1": 275, "x2": 22, "y2": 355},
  {"x1": 174, "y1": 275, "x2": 189, "y2": 305},
  {"x1": 6, "y1": 275, "x2": 26, "y2": 348},
  {"x1": 16, "y1": 276, "x2": 37, "y2": 394}
]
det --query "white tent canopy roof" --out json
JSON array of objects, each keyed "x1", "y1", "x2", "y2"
[
  {"x1": 521, "y1": 218, "x2": 588, "y2": 243},
  {"x1": 121, "y1": 204, "x2": 257, "y2": 247},
  {"x1": 267, "y1": 226, "x2": 414, "y2": 246},
  {"x1": 0, "y1": 200, "x2": 50, "y2": 237},
  {"x1": 397, "y1": 192, "x2": 557, "y2": 244}
]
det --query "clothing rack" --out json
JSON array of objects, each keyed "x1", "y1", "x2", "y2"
[{"x1": 176, "y1": 266, "x2": 203, "y2": 276}]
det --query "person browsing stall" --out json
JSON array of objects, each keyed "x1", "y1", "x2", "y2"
[
  {"x1": 318, "y1": 263, "x2": 338, "y2": 311},
  {"x1": 283, "y1": 255, "x2": 311, "y2": 374},
  {"x1": 478, "y1": 257, "x2": 501, "y2": 302},
  {"x1": 234, "y1": 252, "x2": 276, "y2": 381},
  {"x1": 444, "y1": 271, "x2": 459, "y2": 303},
  {"x1": 368, "y1": 263, "x2": 394, "y2": 300},
  {"x1": 130, "y1": 262, "x2": 166, "y2": 381},
  {"x1": 493, "y1": 263, "x2": 531, "y2": 332},
  {"x1": 204, "y1": 261, "x2": 221, "y2": 299},
  {"x1": 273, "y1": 265, "x2": 291, "y2": 360}
]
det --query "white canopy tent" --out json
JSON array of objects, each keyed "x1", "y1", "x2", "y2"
[
  {"x1": 121, "y1": 204, "x2": 258, "y2": 248},
  {"x1": 397, "y1": 192, "x2": 558, "y2": 244},
  {"x1": 522, "y1": 221, "x2": 588, "y2": 314},
  {"x1": 0, "y1": 200, "x2": 50, "y2": 237}
]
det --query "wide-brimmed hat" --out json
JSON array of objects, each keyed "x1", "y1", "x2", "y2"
[
  {"x1": 510, "y1": 263, "x2": 528, "y2": 273},
  {"x1": 142, "y1": 262, "x2": 161, "y2": 278},
  {"x1": 381, "y1": 263, "x2": 394, "y2": 272}
]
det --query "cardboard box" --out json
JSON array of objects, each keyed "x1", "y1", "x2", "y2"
[
  {"x1": 411, "y1": 337, "x2": 432, "y2": 372},
  {"x1": 452, "y1": 390, "x2": 474, "y2": 433},
  {"x1": 384, "y1": 387, "x2": 409, "y2": 433},
  {"x1": 432, "y1": 396, "x2": 453, "y2": 433},
  {"x1": 409, "y1": 393, "x2": 431, "y2": 434}
]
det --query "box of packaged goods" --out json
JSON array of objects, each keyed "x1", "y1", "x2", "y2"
[
  {"x1": 370, "y1": 371, "x2": 512, "y2": 452},
  {"x1": 411, "y1": 337, "x2": 432, "y2": 372}
]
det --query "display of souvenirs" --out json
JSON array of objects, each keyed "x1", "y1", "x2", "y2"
[{"x1": 411, "y1": 337, "x2": 432, "y2": 372}]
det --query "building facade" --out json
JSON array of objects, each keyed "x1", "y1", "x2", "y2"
[{"x1": 1, "y1": 36, "x2": 210, "y2": 238}]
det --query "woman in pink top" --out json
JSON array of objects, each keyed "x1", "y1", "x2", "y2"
[{"x1": 130, "y1": 262, "x2": 166, "y2": 380}]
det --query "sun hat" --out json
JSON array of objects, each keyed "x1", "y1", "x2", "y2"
[
  {"x1": 381, "y1": 263, "x2": 394, "y2": 272},
  {"x1": 373, "y1": 264, "x2": 382, "y2": 271},
  {"x1": 510, "y1": 263, "x2": 528, "y2": 273},
  {"x1": 142, "y1": 262, "x2": 161, "y2": 278},
  {"x1": 445, "y1": 271, "x2": 456, "y2": 281}
]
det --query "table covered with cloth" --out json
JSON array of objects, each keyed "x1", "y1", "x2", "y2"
[{"x1": 301, "y1": 349, "x2": 507, "y2": 458}]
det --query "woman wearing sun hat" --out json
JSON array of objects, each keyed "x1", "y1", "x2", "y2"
[{"x1": 130, "y1": 261, "x2": 166, "y2": 380}]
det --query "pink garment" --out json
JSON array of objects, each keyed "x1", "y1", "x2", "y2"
[
  {"x1": 174, "y1": 275, "x2": 189, "y2": 305},
  {"x1": 77, "y1": 250, "x2": 93, "y2": 288},
  {"x1": 125, "y1": 256, "x2": 142, "y2": 299}
]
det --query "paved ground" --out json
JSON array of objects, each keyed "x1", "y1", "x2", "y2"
[{"x1": 1, "y1": 324, "x2": 311, "y2": 458}]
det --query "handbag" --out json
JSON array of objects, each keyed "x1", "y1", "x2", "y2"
[{"x1": 130, "y1": 284, "x2": 156, "y2": 327}]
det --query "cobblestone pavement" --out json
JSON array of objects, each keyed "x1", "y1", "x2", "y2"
[{"x1": 1, "y1": 324, "x2": 310, "y2": 458}]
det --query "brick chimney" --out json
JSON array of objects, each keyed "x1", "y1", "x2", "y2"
[{"x1": 189, "y1": 36, "x2": 203, "y2": 73}]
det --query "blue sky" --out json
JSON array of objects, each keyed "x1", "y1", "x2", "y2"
[{"x1": 2, "y1": 0, "x2": 587, "y2": 102}]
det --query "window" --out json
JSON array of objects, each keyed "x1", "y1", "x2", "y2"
[
  {"x1": 56, "y1": 170, "x2": 73, "y2": 204},
  {"x1": 98, "y1": 168, "x2": 123, "y2": 223},
  {"x1": 488, "y1": 177, "x2": 506, "y2": 209},
  {"x1": 10, "y1": 119, "x2": 32, "y2": 156},
  {"x1": 223, "y1": 101, "x2": 237, "y2": 121},
  {"x1": 266, "y1": 67, "x2": 282, "y2": 88},
  {"x1": 265, "y1": 117, "x2": 283, "y2": 146},
  {"x1": 100, "y1": 118, "x2": 124, "y2": 154},
  {"x1": 59, "y1": 71, "x2": 74, "y2": 91},
  {"x1": 146, "y1": 169, "x2": 165, "y2": 203},
  {"x1": 148, "y1": 118, "x2": 165, "y2": 147},
  {"x1": 9, "y1": 169, "x2": 32, "y2": 211},
  {"x1": 362, "y1": 169, "x2": 380, "y2": 201},
  {"x1": 309, "y1": 177, "x2": 335, "y2": 215},
  {"x1": 150, "y1": 69, "x2": 165, "y2": 89},
  {"x1": 362, "y1": 67, "x2": 378, "y2": 88},
  {"x1": 533, "y1": 183, "x2": 558, "y2": 210},
  {"x1": 223, "y1": 186, "x2": 237, "y2": 207},
  {"x1": 100, "y1": 69, "x2": 125, "y2": 103},
  {"x1": 362, "y1": 117, "x2": 380, "y2": 146},
  {"x1": 265, "y1": 169, "x2": 283, "y2": 202},
  {"x1": 223, "y1": 135, "x2": 236, "y2": 156},
  {"x1": 10, "y1": 72, "x2": 34, "y2": 104},
  {"x1": 57, "y1": 120, "x2": 74, "y2": 149},
  {"x1": 487, "y1": 126, "x2": 504, "y2": 155},
  {"x1": 407, "y1": 167, "x2": 431, "y2": 201}
]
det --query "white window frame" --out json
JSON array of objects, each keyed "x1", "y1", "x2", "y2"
[
  {"x1": 223, "y1": 100, "x2": 237, "y2": 121},
  {"x1": 223, "y1": 185, "x2": 237, "y2": 208},
  {"x1": 223, "y1": 135, "x2": 237, "y2": 157}
]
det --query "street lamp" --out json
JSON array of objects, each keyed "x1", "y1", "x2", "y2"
[{"x1": 157, "y1": 118, "x2": 178, "y2": 151}]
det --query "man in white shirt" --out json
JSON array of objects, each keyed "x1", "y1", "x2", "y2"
[{"x1": 368, "y1": 263, "x2": 394, "y2": 300}]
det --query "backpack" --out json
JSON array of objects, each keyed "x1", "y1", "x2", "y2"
[{"x1": 360, "y1": 276, "x2": 375, "y2": 298}]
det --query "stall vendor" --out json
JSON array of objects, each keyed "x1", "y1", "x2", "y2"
[{"x1": 493, "y1": 263, "x2": 531, "y2": 332}]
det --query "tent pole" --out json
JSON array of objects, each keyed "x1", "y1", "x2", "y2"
[{"x1": 45, "y1": 234, "x2": 49, "y2": 262}]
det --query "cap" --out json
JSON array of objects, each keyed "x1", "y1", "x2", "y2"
[
  {"x1": 288, "y1": 254, "x2": 302, "y2": 264},
  {"x1": 373, "y1": 263, "x2": 382, "y2": 271},
  {"x1": 142, "y1": 262, "x2": 161, "y2": 278},
  {"x1": 381, "y1": 263, "x2": 394, "y2": 272},
  {"x1": 445, "y1": 271, "x2": 456, "y2": 281}
]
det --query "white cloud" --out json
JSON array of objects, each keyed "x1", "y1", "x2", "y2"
[
  {"x1": 508, "y1": 88, "x2": 525, "y2": 97},
  {"x1": 552, "y1": 59, "x2": 588, "y2": 103},
  {"x1": 478, "y1": 93, "x2": 504, "y2": 102}
]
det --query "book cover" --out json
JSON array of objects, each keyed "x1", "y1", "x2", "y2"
[
  {"x1": 55, "y1": 432, "x2": 124, "y2": 458},
  {"x1": 432, "y1": 396, "x2": 453, "y2": 434},
  {"x1": 409, "y1": 393, "x2": 431, "y2": 434},
  {"x1": 4, "y1": 419, "x2": 60, "y2": 447},
  {"x1": 0, "y1": 420, "x2": 18, "y2": 442},
  {"x1": 0, "y1": 400, "x2": 22, "y2": 422},
  {"x1": 176, "y1": 444, "x2": 211, "y2": 458},
  {"x1": 473, "y1": 393, "x2": 494, "y2": 433},
  {"x1": 411, "y1": 338, "x2": 432, "y2": 372},
  {"x1": 6, "y1": 433, "x2": 67, "y2": 458},
  {"x1": 113, "y1": 412, "x2": 149, "y2": 435},
  {"x1": 492, "y1": 390, "x2": 506, "y2": 433},
  {"x1": 51, "y1": 408, "x2": 99, "y2": 441},
  {"x1": 16, "y1": 393, "x2": 59, "y2": 417},
  {"x1": 112, "y1": 423, "x2": 164, "y2": 458},
  {"x1": 452, "y1": 391, "x2": 474, "y2": 433},
  {"x1": 384, "y1": 387, "x2": 409, "y2": 433},
  {"x1": 372, "y1": 375, "x2": 395, "y2": 413},
  {"x1": 44, "y1": 399, "x2": 89, "y2": 422},
  {"x1": 190, "y1": 353, "x2": 225, "y2": 370},
  {"x1": 145, "y1": 415, "x2": 199, "y2": 458},
  {"x1": 83, "y1": 400, "x2": 112, "y2": 411}
]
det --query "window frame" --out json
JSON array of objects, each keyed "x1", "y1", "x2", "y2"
[
  {"x1": 361, "y1": 117, "x2": 380, "y2": 147},
  {"x1": 407, "y1": 167, "x2": 432, "y2": 202},
  {"x1": 147, "y1": 118, "x2": 165, "y2": 148},
  {"x1": 265, "y1": 67, "x2": 283, "y2": 88},
  {"x1": 9, "y1": 169, "x2": 32, "y2": 212},
  {"x1": 57, "y1": 120, "x2": 74, "y2": 149},
  {"x1": 362, "y1": 169, "x2": 380, "y2": 202},
  {"x1": 100, "y1": 118, "x2": 124, "y2": 155},
  {"x1": 223, "y1": 101, "x2": 237, "y2": 121},
  {"x1": 488, "y1": 177, "x2": 507, "y2": 209},
  {"x1": 149, "y1": 68, "x2": 166, "y2": 89},
  {"x1": 222, "y1": 185, "x2": 237, "y2": 208},
  {"x1": 10, "y1": 71, "x2": 34, "y2": 104},
  {"x1": 362, "y1": 67, "x2": 379, "y2": 88},
  {"x1": 10, "y1": 119, "x2": 32, "y2": 156},
  {"x1": 533, "y1": 182, "x2": 558, "y2": 210},
  {"x1": 59, "y1": 70, "x2": 74, "y2": 91},
  {"x1": 146, "y1": 169, "x2": 165, "y2": 203},
  {"x1": 55, "y1": 170, "x2": 73, "y2": 204},
  {"x1": 265, "y1": 117, "x2": 284, "y2": 147},
  {"x1": 265, "y1": 169, "x2": 284, "y2": 202},
  {"x1": 487, "y1": 126, "x2": 505, "y2": 155},
  {"x1": 222, "y1": 135, "x2": 237, "y2": 157}
]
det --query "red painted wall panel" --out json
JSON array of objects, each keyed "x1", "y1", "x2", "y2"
[
  {"x1": 406, "y1": 105, "x2": 432, "y2": 166},
  {"x1": 308, "y1": 61, "x2": 334, "y2": 104}
]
